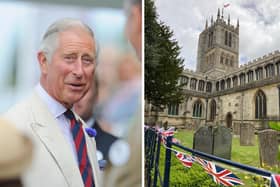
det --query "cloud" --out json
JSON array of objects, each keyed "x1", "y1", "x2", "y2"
[{"x1": 155, "y1": 0, "x2": 280, "y2": 70}]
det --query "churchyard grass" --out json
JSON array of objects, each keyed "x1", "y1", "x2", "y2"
[{"x1": 155, "y1": 129, "x2": 280, "y2": 186}]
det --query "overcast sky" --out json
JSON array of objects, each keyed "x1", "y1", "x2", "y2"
[{"x1": 154, "y1": 0, "x2": 280, "y2": 70}]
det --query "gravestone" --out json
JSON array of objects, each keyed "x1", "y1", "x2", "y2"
[
  {"x1": 240, "y1": 123, "x2": 255, "y2": 146},
  {"x1": 213, "y1": 126, "x2": 232, "y2": 160},
  {"x1": 258, "y1": 129, "x2": 279, "y2": 167},
  {"x1": 193, "y1": 126, "x2": 213, "y2": 155},
  {"x1": 193, "y1": 126, "x2": 232, "y2": 160},
  {"x1": 233, "y1": 122, "x2": 240, "y2": 135}
]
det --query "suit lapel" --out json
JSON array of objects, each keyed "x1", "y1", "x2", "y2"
[{"x1": 29, "y1": 93, "x2": 84, "y2": 187}]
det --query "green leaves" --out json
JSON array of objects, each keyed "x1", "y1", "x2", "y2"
[{"x1": 145, "y1": 0, "x2": 185, "y2": 110}]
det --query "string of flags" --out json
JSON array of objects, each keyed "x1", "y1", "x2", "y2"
[
  {"x1": 173, "y1": 150, "x2": 243, "y2": 186},
  {"x1": 146, "y1": 126, "x2": 280, "y2": 187}
]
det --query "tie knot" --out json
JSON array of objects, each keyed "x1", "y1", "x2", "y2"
[{"x1": 64, "y1": 109, "x2": 75, "y2": 120}]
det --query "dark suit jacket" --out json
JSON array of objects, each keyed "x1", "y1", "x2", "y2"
[{"x1": 92, "y1": 121, "x2": 118, "y2": 161}]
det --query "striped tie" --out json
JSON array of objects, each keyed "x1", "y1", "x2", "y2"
[{"x1": 64, "y1": 109, "x2": 95, "y2": 187}]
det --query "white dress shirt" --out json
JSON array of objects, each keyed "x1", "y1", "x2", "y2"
[{"x1": 35, "y1": 83, "x2": 77, "y2": 161}]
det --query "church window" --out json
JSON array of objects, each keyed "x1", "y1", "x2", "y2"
[
  {"x1": 225, "y1": 58, "x2": 229, "y2": 65},
  {"x1": 168, "y1": 103, "x2": 179, "y2": 115},
  {"x1": 276, "y1": 62, "x2": 280, "y2": 75},
  {"x1": 247, "y1": 71, "x2": 254, "y2": 82},
  {"x1": 180, "y1": 76, "x2": 189, "y2": 86},
  {"x1": 232, "y1": 76, "x2": 238, "y2": 87},
  {"x1": 220, "y1": 56, "x2": 224, "y2": 64},
  {"x1": 193, "y1": 100, "x2": 203, "y2": 118},
  {"x1": 225, "y1": 31, "x2": 228, "y2": 45},
  {"x1": 255, "y1": 67, "x2": 263, "y2": 80},
  {"x1": 206, "y1": 82, "x2": 212, "y2": 92},
  {"x1": 216, "y1": 82, "x2": 220, "y2": 91},
  {"x1": 255, "y1": 90, "x2": 266, "y2": 119},
  {"x1": 190, "y1": 78, "x2": 197, "y2": 90},
  {"x1": 198, "y1": 80, "x2": 205, "y2": 91},
  {"x1": 210, "y1": 99, "x2": 216, "y2": 121},
  {"x1": 229, "y1": 32, "x2": 232, "y2": 47},
  {"x1": 226, "y1": 78, "x2": 231, "y2": 89},
  {"x1": 221, "y1": 80, "x2": 225, "y2": 90},
  {"x1": 265, "y1": 64, "x2": 274, "y2": 78},
  {"x1": 208, "y1": 31, "x2": 214, "y2": 47},
  {"x1": 239, "y1": 73, "x2": 245, "y2": 85}
]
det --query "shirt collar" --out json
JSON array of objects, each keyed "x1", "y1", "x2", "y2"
[{"x1": 35, "y1": 83, "x2": 67, "y2": 118}]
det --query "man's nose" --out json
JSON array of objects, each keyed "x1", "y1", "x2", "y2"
[{"x1": 72, "y1": 60, "x2": 84, "y2": 78}]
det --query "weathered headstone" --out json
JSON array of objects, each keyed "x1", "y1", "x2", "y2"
[
  {"x1": 193, "y1": 126, "x2": 213, "y2": 155},
  {"x1": 213, "y1": 126, "x2": 232, "y2": 160},
  {"x1": 193, "y1": 126, "x2": 232, "y2": 160},
  {"x1": 233, "y1": 122, "x2": 240, "y2": 135},
  {"x1": 258, "y1": 129, "x2": 279, "y2": 167},
  {"x1": 240, "y1": 123, "x2": 255, "y2": 146}
]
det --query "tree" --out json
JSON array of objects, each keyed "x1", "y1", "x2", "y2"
[{"x1": 145, "y1": 0, "x2": 185, "y2": 111}]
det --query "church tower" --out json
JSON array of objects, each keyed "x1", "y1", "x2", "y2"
[{"x1": 196, "y1": 9, "x2": 239, "y2": 77}]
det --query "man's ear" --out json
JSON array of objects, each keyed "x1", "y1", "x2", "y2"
[{"x1": 37, "y1": 52, "x2": 48, "y2": 75}]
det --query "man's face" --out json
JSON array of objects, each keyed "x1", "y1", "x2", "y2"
[{"x1": 39, "y1": 28, "x2": 96, "y2": 108}]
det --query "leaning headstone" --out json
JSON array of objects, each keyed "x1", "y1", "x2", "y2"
[
  {"x1": 213, "y1": 126, "x2": 232, "y2": 160},
  {"x1": 233, "y1": 122, "x2": 240, "y2": 135},
  {"x1": 240, "y1": 123, "x2": 255, "y2": 146},
  {"x1": 193, "y1": 126, "x2": 213, "y2": 155},
  {"x1": 258, "y1": 129, "x2": 279, "y2": 167}
]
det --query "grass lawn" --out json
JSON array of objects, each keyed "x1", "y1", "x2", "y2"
[{"x1": 151, "y1": 129, "x2": 280, "y2": 187}]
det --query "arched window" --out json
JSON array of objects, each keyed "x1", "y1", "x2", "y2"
[
  {"x1": 206, "y1": 82, "x2": 212, "y2": 92},
  {"x1": 239, "y1": 73, "x2": 246, "y2": 85},
  {"x1": 210, "y1": 99, "x2": 216, "y2": 121},
  {"x1": 265, "y1": 64, "x2": 274, "y2": 78},
  {"x1": 193, "y1": 100, "x2": 203, "y2": 118},
  {"x1": 190, "y1": 78, "x2": 197, "y2": 90},
  {"x1": 229, "y1": 32, "x2": 232, "y2": 47},
  {"x1": 255, "y1": 90, "x2": 267, "y2": 119},
  {"x1": 226, "y1": 78, "x2": 231, "y2": 89},
  {"x1": 276, "y1": 61, "x2": 280, "y2": 75},
  {"x1": 221, "y1": 80, "x2": 225, "y2": 90},
  {"x1": 225, "y1": 31, "x2": 228, "y2": 45},
  {"x1": 168, "y1": 103, "x2": 179, "y2": 116},
  {"x1": 255, "y1": 67, "x2": 263, "y2": 80},
  {"x1": 247, "y1": 70, "x2": 254, "y2": 82},
  {"x1": 232, "y1": 76, "x2": 238, "y2": 87},
  {"x1": 216, "y1": 82, "x2": 220, "y2": 91},
  {"x1": 198, "y1": 80, "x2": 205, "y2": 91}
]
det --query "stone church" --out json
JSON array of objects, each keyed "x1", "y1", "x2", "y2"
[{"x1": 145, "y1": 9, "x2": 280, "y2": 131}]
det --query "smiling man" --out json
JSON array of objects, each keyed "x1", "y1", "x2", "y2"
[{"x1": 3, "y1": 18, "x2": 101, "y2": 187}]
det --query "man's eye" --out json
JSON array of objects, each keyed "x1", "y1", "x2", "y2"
[
  {"x1": 64, "y1": 56, "x2": 76, "y2": 62},
  {"x1": 82, "y1": 58, "x2": 94, "y2": 64}
]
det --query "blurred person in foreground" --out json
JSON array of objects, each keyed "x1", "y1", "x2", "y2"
[
  {"x1": 74, "y1": 74, "x2": 118, "y2": 164},
  {"x1": 102, "y1": 0, "x2": 142, "y2": 186},
  {"x1": 0, "y1": 118, "x2": 33, "y2": 187},
  {"x1": 2, "y1": 18, "x2": 101, "y2": 187}
]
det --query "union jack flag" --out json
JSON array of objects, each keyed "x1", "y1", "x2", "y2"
[
  {"x1": 161, "y1": 127, "x2": 175, "y2": 137},
  {"x1": 174, "y1": 151, "x2": 195, "y2": 168},
  {"x1": 158, "y1": 127, "x2": 176, "y2": 145},
  {"x1": 195, "y1": 157, "x2": 243, "y2": 186},
  {"x1": 271, "y1": 174, "x2": 280, "y2": 187}
]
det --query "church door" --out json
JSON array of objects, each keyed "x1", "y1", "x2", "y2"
[{"x1": 226, "y1": 113, "x2": 233, "y2": 128}]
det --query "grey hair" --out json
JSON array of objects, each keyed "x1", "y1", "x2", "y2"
[{"x1": 38, "y1": 18, "x2": 96, "y2": 62}]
